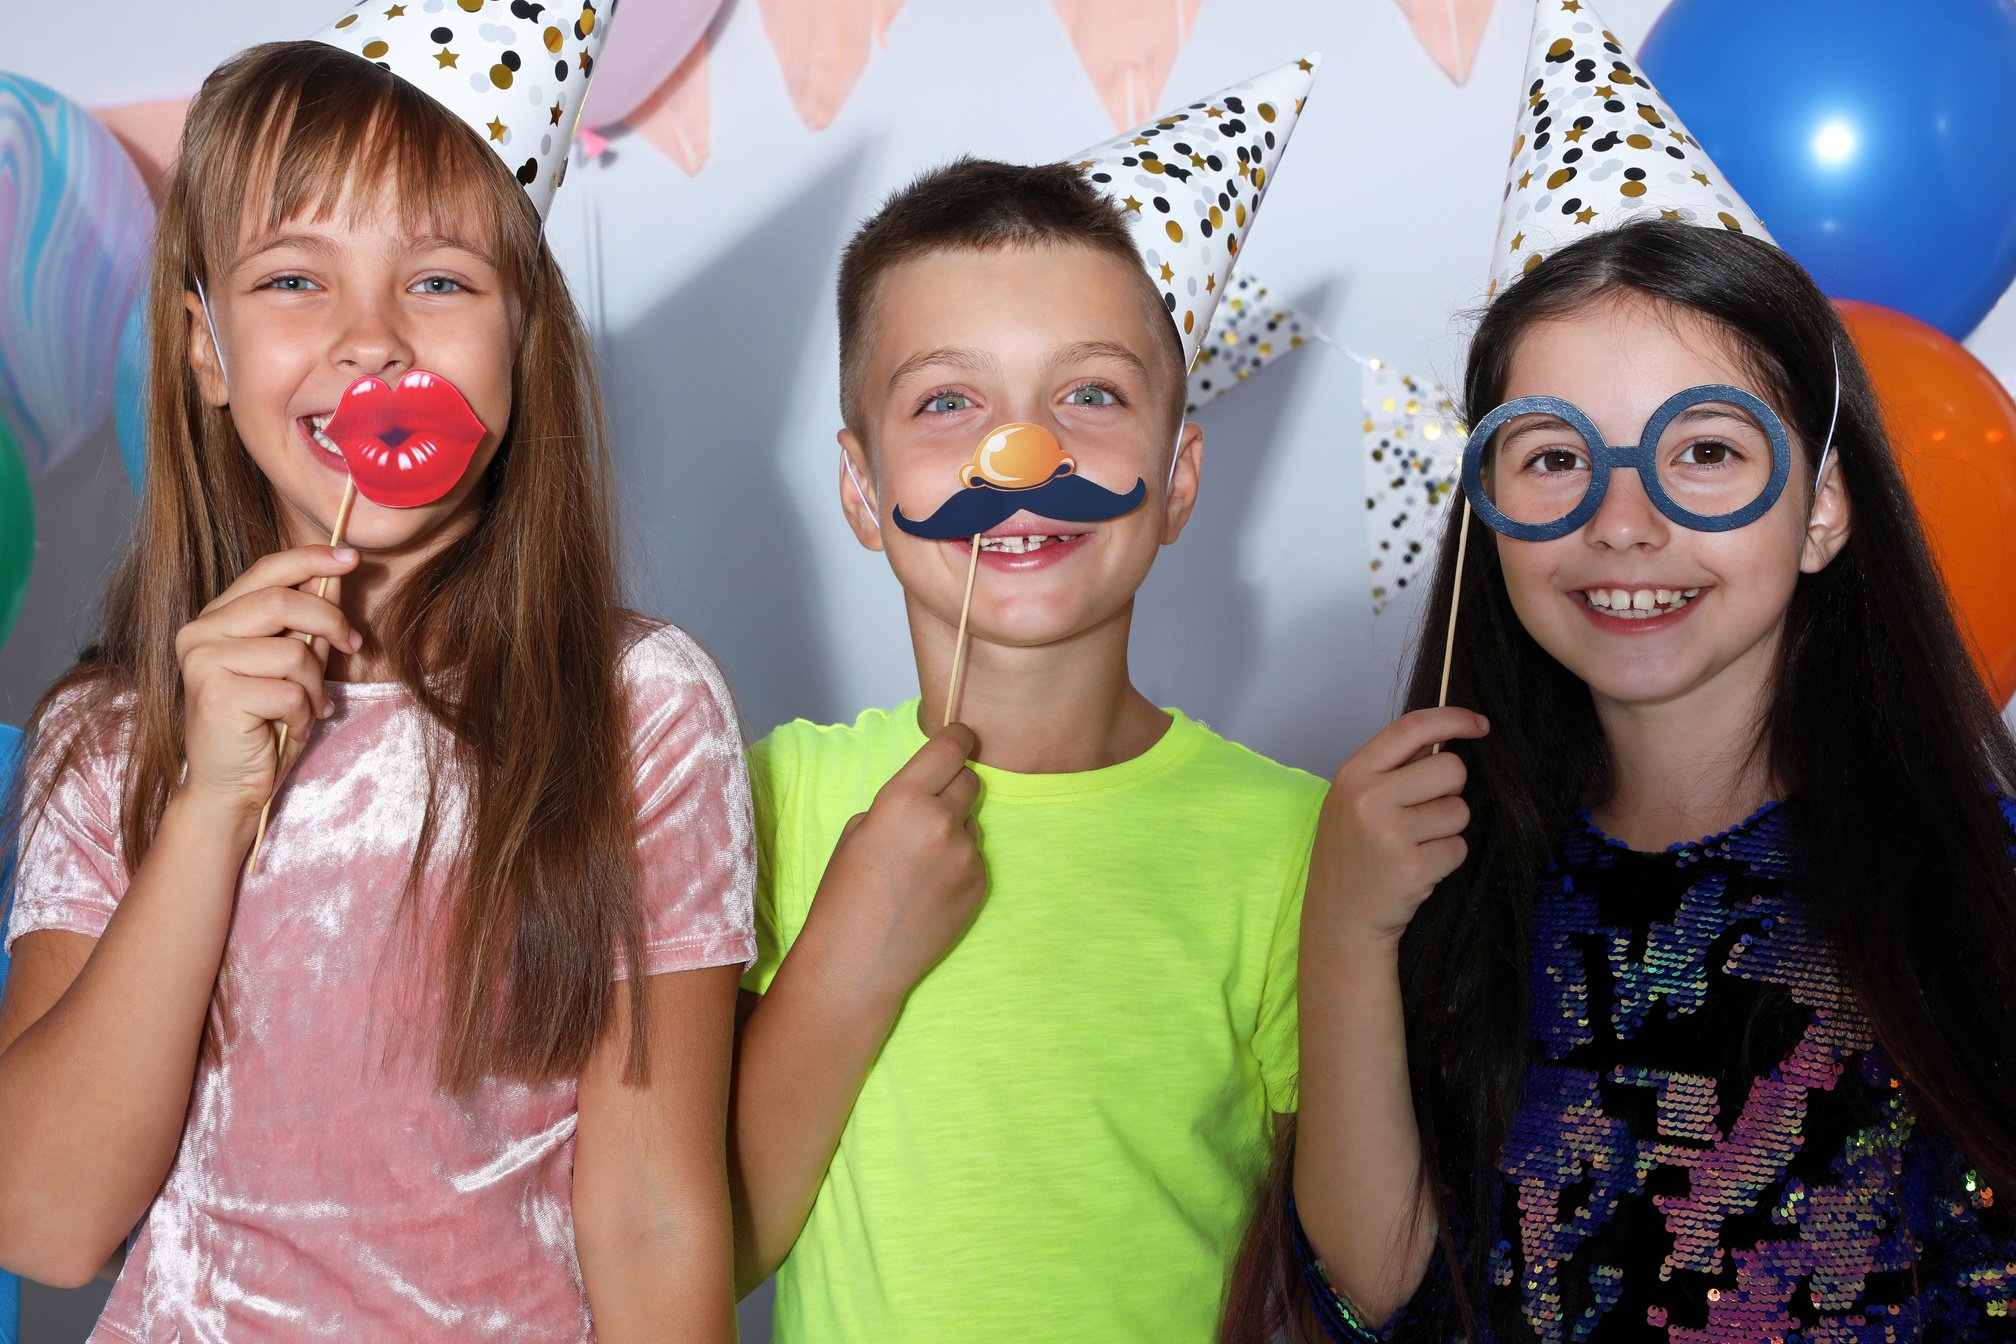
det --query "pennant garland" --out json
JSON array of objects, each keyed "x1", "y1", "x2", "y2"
[
  {"x1": 1184, "y1": 275, "x2": 1310, "y2": 414},
  {"x1": 1362, "y1": 360, "x2": 1465, "y2": 614},
  {"x1": 1392, "y1": 0, "x2": 1495, "y2": 84},
  {"x1": 755, "y1": 0, "x2": 905, "y2": 130},
  {"x1": 1049, "y1": 0, "x2": 1207, "y2": 132}
]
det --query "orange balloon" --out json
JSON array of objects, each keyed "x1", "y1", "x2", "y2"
[{"x1": 1837, "y1": 299, "x2": 2016, "y2": 706}]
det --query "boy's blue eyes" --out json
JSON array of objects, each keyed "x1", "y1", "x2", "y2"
[{"x1": 919, "y1": 385, "x2": 1121, "y2": 414}]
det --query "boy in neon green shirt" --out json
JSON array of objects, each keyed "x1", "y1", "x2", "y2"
[{"x1": 730, "y1": 59, "x2": 1324, "y2": 1342}]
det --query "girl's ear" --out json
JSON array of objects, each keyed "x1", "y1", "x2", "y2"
[
  {"x1": 184, "y1": 289, "x2": 229, "y2": 407},
  {"x1": 1800, "y1": 458, "x2": 1853, "y2": 573},
  {"x1": 1160, "y1": 420, "x2": 1204, "y2": 546}
]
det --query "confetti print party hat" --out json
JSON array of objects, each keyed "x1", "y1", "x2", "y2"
[
  {"x1": 1490, "y1": 0, "x2": 1768, "y2": 299},
  {"x1": 311, "y1": 0, "x2": 608, "y2": 222},
  {"x1": 1069, "y1": 55, "x2": 1320, "y2": 371}
]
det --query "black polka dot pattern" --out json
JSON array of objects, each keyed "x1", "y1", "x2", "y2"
[
  {"x1": 310, "y1": 0, "x2": 606, "y2": 221},
  {"x1": 1360, "y1": 361, "x2": 1465, "y2": 614},
  {"x1": 1491, "y1": 0, "x2": 1768, "y2": 299},
  {"x1": 1068, "y1": 55, "x2": 1319, "y2": 371},
  {"x1": 1184, "y1": 275, "x2": 1309, "y2": 414}
]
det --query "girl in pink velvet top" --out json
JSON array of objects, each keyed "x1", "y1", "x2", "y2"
[{"x1": 0, "y1": 25, "x2": 752, "y2": 1344}]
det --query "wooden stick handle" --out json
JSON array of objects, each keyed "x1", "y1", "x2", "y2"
[
  {"x1": 942, "y1": 534, "x2": 981, "y2": 729},
  {"x1": 1431, "y1": 497, "x2": 1474, "y2": 755},
  {"x1": 247, "y1": 477, "x2": 357, "y2": 874}
]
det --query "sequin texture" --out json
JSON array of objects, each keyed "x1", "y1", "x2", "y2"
[{"x1": 1300, "y1": 801, "x2": 2016, "y2": 1341}]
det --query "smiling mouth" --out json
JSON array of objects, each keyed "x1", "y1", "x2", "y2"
[
  {"x1": 1580, "y1": 586, "x2": 1704, "y2": 619},
  {"x1": 970, "y1": 532, "x2": 1087, "y2": 554},
  {"x1": 305, "y1": 413, "x2": 341, "y2": 456}
]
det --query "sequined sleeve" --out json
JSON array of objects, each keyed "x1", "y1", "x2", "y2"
[
  {"x1": 1290, "y1": 1191, "x2": 1440, "y2": 1343},
  {"x1": 1908, "y1": 1129, "x2": 2016, "y2": 1336},
  {"x1": 622, "y1": 624, "x2": 757, "y2": 977}
]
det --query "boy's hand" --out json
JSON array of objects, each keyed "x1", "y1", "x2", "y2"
[
  {"x1": 174, "y1": 546, "x2": 364, "y2": 819},
  {"x1": 1306, "y1": 707, "x2": 1489, "y2": 956},
  {"x1": 803, "y1": 724, "x2": 987, "y2": 1011}
]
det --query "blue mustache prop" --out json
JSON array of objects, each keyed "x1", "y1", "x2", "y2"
[{"x1": 892, "y1": 472, "x2": 1148, "y2": 540}]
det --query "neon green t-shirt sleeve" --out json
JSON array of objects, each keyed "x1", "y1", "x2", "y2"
[
  {"x1": 1253, "y1": 785, "x2": 1325, "y2": 1114},
  {"x1": 741, "y1": 731, "x2": 794, "y2": 996}
]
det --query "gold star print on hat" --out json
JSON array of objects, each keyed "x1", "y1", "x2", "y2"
[
  {"x1": 1490, "y1": 0, "x2": 1767, "y2": 299},
  {"x1": 1069, "y1": 55, "x2": 1320, "y2": 371},
  {"x1": 311, "y1": 0, "x2": 609, "y2": 222}
]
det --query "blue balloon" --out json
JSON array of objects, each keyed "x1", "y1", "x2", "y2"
[
  {"x1": 1641, "y1": 0, "x2": 2016, "y2": 339},
  {"x1": 114, "y1": 282, "x2": 148, "y2": 493}
]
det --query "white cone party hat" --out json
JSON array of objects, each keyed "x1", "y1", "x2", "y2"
[
  {"x1": 1069, "y1": 55, "x2": 1319, "y2": 370},
  {"x1": 311, "y1": 0, "x2": 609, "y2": 222},
  {"x1": 1490, "y1": 0, "x2": 1767, "y2": 299}
]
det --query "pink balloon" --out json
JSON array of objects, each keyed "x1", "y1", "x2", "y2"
[{"x1": 584, "y1": 0, "x2": 723, "y2": 127}]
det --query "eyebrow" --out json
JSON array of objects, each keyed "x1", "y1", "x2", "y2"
[
  {"x1": 886, "y1": 346, "x2": 999, "y2": 392},
  {"x1": 1052, "y1": 340, "x2": 1149, "y2": 379},
  {"x1": 231, "y1": 231, "x2": 494, "y2": 272}
]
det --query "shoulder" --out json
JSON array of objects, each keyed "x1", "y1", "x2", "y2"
[
  {"x1": 752, "y1": 701, "x2": 920, "y2": 780},
  {"x1": 1168, "y1": 711, "x2": 1329, "y2": 818},
  {"x1": 18, "y1": 676, "x2": 134, "y2": 805},
  {"x1": 617, "y1": 618, "x2": 741, "y2": 733}
]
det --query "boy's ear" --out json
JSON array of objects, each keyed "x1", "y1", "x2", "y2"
[
  {"x1": 1160, "y1": 421, "x2": 1203, "y2": 545},
  {"x1": 1800, "y1": 457, "x2": 1852, "y2": 573},
  {"x1": 184, "y1": 289, "x2": 229, "y2": 407},
  {"x1": 837, "y1": 428, "x2": 886, "y2": 553}
]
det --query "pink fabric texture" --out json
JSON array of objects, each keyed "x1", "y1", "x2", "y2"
[{"x1": 7, "y1": 622, "x2": 755, "y2": 1342}]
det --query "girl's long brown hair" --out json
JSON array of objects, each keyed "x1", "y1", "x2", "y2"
[
  {"x1": 1224, "y1": 221, "x2": 2016, "y2": 1340},
  {"x1": 17, "y1": 41, "x2": 648, "y2": 1094}
]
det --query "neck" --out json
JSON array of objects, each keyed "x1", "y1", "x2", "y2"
[
  {"x1": 907, "y1": 593, "x2": 1167, "y2": 774},
  {"x1": 1587, "y1": 646, "x2": 1779, "y2": 851},
  {"x1": 282, "y1": 493, "x2": 480, "y2": 683}
]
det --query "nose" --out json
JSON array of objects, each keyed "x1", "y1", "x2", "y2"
[
  {"x1": 962, "y1": 422, "x2": 1075, "y2": 491},
  {"x1": 1583, "y1": 466, "x2": 1669, "y2": 551},
  {"x1": 331, "y1": 292, "x2": 414, "y2": 381}
]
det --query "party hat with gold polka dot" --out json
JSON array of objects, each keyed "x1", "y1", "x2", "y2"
[
  {"x1": 1490, "y1": 0, "x2": 1768, "y2": 299},
  {"x1": 311, "y1": 0, "x2": 608, "y2": 222},
  {"x1": 1068, "y1": 55, "x2": 1319, "y2": 371}
]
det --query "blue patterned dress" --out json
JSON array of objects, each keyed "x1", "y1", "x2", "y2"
[{"x1": 1298, "y1": 801, "x2": 2016, "y2": 1342}]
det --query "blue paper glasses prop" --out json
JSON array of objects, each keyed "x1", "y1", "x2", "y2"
[
  {"x1": 1460, "y1": 384, "x2": 1794, "y2": 543},
  {"x1": 1429, "y1": 385, "x2": 1797, "y2": 747}
]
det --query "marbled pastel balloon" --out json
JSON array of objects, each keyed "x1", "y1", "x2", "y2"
[
  {"x1": 113, "y1": 281, "x2": 148, "y2": 493},
  {"x1": 0, "y1": 73, "x2": 152, "y2": 478}
]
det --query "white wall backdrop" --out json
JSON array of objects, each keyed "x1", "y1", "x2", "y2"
[{"x1": 2, "y1": 0, "x2": 2012, "y2": 1337}]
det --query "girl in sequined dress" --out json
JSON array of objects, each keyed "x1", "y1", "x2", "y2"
[
  {"x1": 1226, "y1": 221, "x2": 2016, "y2": 1344},
  {"x1": 0, "y1": 37, "x2": 751, "y2": 1343}
]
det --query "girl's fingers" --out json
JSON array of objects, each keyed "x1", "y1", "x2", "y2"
[
  {"x1": 209, "y1": 637, "x2": 333, "y2": 720},
  {"x1": 200, "y1": 546, "x2": 359, "y2": 617},
  {"x1": 226, "y1": 673, "x2": 315, "y2": 747},
  {"x1": 1355, "y1": 707, "x2": 1490, "y2": 775},
  {"x1": 1387, "y1": 750, "x2": 1471, "y2": 809},
  {"x1": 196, "y1": 586, "x2": 361, "y2": 653},
  {"x1": 1406, "y1": 794, "x2": 1472, "y2": 843}
]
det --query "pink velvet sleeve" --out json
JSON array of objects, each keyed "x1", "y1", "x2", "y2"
[
  {"x1": 5, "y1": 690, "x2": 128, "y2": 954},
  {"x1": 621, "y1": 624, "x2": 757, "y2": 979}
]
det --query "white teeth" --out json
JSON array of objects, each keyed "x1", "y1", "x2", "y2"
[
  {"x1": 306, "y1": 415, "x2": 341, "y2": 456},
  {"x1": 1581, "y1": 586, "x2": 1704, "y2": 619},
  {"x1": 976, "y1": 534, "x2": 1078, "y2": 554}
]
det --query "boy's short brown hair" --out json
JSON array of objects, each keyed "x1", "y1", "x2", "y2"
[{"x1": 837, "y1": 157, "x2": 1185, "y2": 436}]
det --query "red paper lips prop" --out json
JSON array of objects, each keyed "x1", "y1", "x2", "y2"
[{"x1": 323, "y1": 370, "x2": 487, "y2": 509}]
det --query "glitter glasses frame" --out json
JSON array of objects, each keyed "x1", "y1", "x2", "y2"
[{"x1": 1460, "y1": 383, "x2": 1794, "y2": 543}]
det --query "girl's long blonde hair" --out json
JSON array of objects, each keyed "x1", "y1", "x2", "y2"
[{"x1": 21, "y1": 41, "x2": 648, "y2": 1094}]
